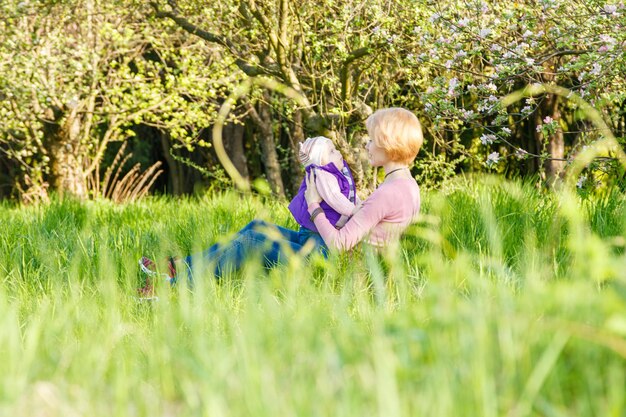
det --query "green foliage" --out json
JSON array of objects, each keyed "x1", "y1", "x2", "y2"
[
  {"x1": 1, "y1": 178, "x2": 626, "y2": 415},
  {"x1": 0, "y1": 0, "x2": 236, "y2": 198},
  {"x1": 404, "y1": 0, "x2": 626, "y2": 177},
  {"x1": 2, "y1": 0, "x2": 626, "y2": 199}
]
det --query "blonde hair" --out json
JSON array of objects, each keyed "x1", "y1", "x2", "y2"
[{"x1": 365, "y1": 108, "x2": 423, "y2": 165}]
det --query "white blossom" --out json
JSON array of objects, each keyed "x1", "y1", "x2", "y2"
[
  {"x1": 460, "y1": 109, "x2": 475, "y2": 119},
  {"x1": 603, "y1": 4, "x2": 618, "y2": 14},
  {"x1": 515, "y1": 148, "x2": 528, "y2": 159},
  {"x1": 479, "y1": 28, "x2": 492, "y2": 38},
  {"x1": 590, "y1": 63, "x2": 602, "y2": 75},
  {"x1": 486, "y1": 152, "x2": 500, "y2": 166}
]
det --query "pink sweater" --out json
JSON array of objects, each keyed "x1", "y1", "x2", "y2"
[{"x1": 308, "y1": 178, "x2": 421, "y2": 251}]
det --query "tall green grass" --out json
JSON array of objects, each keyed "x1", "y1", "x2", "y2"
[{"x1": 1, "y1": 178, "x2": 625, "y2": 416}]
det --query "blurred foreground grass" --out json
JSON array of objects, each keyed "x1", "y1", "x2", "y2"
[{"x1": 1, "y1": 177, "x2": 625, "y2": 417}]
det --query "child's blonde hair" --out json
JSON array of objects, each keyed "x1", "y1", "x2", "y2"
[{"x1": 366, "y1": 108, "x2": 423, "y2": 165}]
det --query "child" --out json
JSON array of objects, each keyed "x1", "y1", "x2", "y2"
[{"x1": 288, "y1": 136, "x2": 361, "y2": 231}]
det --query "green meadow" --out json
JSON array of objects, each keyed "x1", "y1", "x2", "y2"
[{"x1": 1, "y1": 177, "x2": 626, "y2": 416}]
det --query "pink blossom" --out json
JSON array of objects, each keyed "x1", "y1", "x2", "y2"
[
  {"x1": 543, "y1": 116, "x2": 553, "y2": 124},
  {"x1": 599, "y1": 35, "x2": 616, "y2": 44}
]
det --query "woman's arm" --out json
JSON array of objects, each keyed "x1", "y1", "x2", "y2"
[
  {"x1": 308, "y1": 191, "x2": 386, "y2": 251},
  {"x1": 314, "y1": 170, "x2": 356, "y2": 216},
  {"x1": 306, "y1": 171, "x2": 387, "y2": 251}
]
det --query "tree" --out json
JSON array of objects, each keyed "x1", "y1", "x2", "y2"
[
  {"x1": 407, "y1": 0, "x2": 626, "y2": 184},
  {"x1": 149, "y1": 0, "x2": 429, "y2": 194},
  {"x1": 0, "y1": 0, "x2": 233, "y2": 200}
]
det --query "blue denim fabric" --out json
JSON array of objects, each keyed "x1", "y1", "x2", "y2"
[{"x1": 183, "y1": 219, "x2": 327, "y2": 284}]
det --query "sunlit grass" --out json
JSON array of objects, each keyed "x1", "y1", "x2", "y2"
[{"x1": 1, "y1": 178, "x2": 625, "y2": 416}]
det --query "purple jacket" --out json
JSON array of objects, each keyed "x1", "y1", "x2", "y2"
[{"x1": 288, "y1": 161, "x2": 356, "y2": 232}]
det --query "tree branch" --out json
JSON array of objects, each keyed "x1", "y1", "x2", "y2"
[
  {"x1": 149, "y1": 1, "x2": 266, "y2": 77},
  {"x1": 536, "y1": 49, "x2": 593, "y2": 66}
]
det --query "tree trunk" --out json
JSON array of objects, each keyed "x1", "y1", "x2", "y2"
[
  {"x1": 223, "y1": 121, "x2": 249, "y2": 181},
  {"x1": 286, "y1": 109, "x2": 306, "y2": 196},
  {"x1": 323, "y1": 127, "x2": 369, "y2": 192},
  {"x1": 349, "y1": 131, "x2": 371, "y2": 193},
  {"x1": 542, "y1": 95, "x2": 565, "y2": 184},
  {"x1": 532, "y1": 109, "x2": 547, "y2": 181},
  {"x1": 43, "y1": 106, "x2": 88, "y2": 199},
  {"x1": 246, "y1": 95, "x2": 285, "y2": 199},
  {"x1": 519, "y1": 117, "x2": 539, "y2": 176},
  {"x1": 159, "y1": 130, "x2": 183, "y2": 196},
  {"x1": 536, "y1": 57, "x2": 566, "y2": 184}
]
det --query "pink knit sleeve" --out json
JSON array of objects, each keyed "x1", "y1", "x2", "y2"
[
  {"x1": 315, "y1": 170, "x2": 356, "y2": 216},
  {"x1": 310, "y1": 187, "x2": 387, "y2": 251}
]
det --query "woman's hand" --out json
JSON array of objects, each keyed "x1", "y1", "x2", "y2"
[{"x1": 304, "y1": 170, "x2": 322, "y2": 205}]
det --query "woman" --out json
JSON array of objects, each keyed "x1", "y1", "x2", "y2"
[
  {"x1": 138, "y1": 107, "x2": 422, "y2": 296},
  {"x1": 304, "y1": 107, "x2": 422, "y2": 251}
]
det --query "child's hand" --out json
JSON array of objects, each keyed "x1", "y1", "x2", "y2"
[
  {"x1": 352, "y1": 201, "x2": 363, "y2": 215},
  {"x1": 304, "y1": 170, "x2": 322, "y2": 205},
  {"x1": 335, "y1": 215, "x2": 349, "y2": 229}
]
